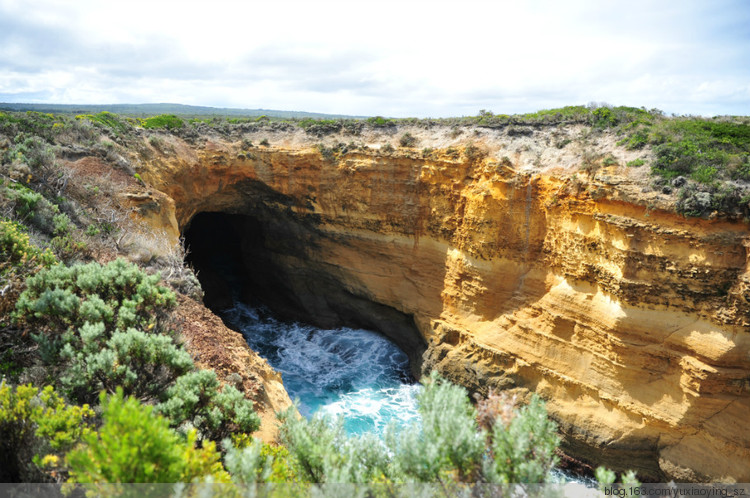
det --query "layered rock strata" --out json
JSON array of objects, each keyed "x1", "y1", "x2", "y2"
[{"x1": 133, "y1": 138, "x2": 750, "y2": 482}]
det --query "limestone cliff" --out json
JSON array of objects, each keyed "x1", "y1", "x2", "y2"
[{"x1": 130, "y1": 128, "x2": 750, "y2": 483}]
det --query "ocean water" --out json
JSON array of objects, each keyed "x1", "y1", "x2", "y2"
[{"x1": 220, "y1": 302, "x2": 422, "y2": 436}]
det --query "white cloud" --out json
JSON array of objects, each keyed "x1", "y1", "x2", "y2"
[{"x1": 0, "y1": 0, "x2": 748, "y2": 116}]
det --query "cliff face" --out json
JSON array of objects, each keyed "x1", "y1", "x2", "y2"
[{"x1": 134, "y1": 135, "x2": 750, "y2": 482}]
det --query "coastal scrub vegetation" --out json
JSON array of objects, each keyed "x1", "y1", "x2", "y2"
[
  {"x1": 269, "y1": 373, "x2": 559, "y2": 485},
  {"x1": 4, "y1": 105, "x2": 748, "y2": 218}
]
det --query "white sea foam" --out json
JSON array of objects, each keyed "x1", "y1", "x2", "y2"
[{"x1": 221, "y1": 302, "x2": 422, "y2": 436}]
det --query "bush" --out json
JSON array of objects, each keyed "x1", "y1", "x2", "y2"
[
  {"x1": 75, "y1": 112, "x2": 130, "y2": 136},
  {"x1": 0, "y1": 383, "x2": 94, "y2": 481},
  {"x1": 13, "y1": 258, "x2": 260, "y2": 439},
  {"x1": 0, "y1": 219, "x2": 56, "y2": 318},
  {"x1": 298, "y1": 119, "x2": 342, "y2": 137},
  {"x1": 464, "y1": 143, "x2": 487, "y2": 162},
  {"x1": 367, "y1": 116, "x2": 392, "y2": 128},
  {"x1": 691, "y1": 165, "x2": 718, "y2": 184},
  {"x1": 649, "y1": 119, "x2": 750, "y2": 187},
  {"x1": 13, "y1": 259, "x2": 178, "y2": 402},
  {"x1": 15, "y1": 258, "x2": 176, "y2": 338},
  {"x1": 3, "y1": 136, "x2": 66, "y2": 196},
  {"x1": 59, "y1": 324, "x2": 194, "y2": 403},
  {"x1": 591, "y1": 106, "x2": 618, "y2": 128},
  {"x1": 66, "y1": 388, "x2": 228, "y2": 484},
  {"x1": 224, "y1": 437, "x2": 299, "y2": 484},
  {"x1": 141, "y1": 114, "x2": 183, "y2": 130},
  {"x1": 0, "y1": 219, "x2": 57, "y2": 271},
  {"x1": 388, "y1": 374, "x2": 486, "y2": 482},
  {"x1": 2, "y1": 184, "x2": 80, "y2": 249},
  {"x1": 482, "y1": 395, "x2": 558, "y2": 483},
  {"x1": 271, "y1": 374, "x2": 560, "y2": 485},
  {"x1": 398, "y1": 133, "x2": 418, "y2": 148},
  {"x1": 157, "y1": 369, "x2": 261, "y2": 442}
]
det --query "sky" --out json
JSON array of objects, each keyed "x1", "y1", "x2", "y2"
[{"x1": 1, "y1": 0, "x2": 749, "y2": 118}]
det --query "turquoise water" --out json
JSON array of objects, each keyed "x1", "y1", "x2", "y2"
[
  {"x1": 220, "y1": 301, "x2": 594, "y2": 487},
  {"x1": 220, "y1": 302, "x2": 422, "y2": 436}
]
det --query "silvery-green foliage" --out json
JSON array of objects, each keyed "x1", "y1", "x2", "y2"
[
  {"x1": 391, "y1": 372, "x2": 485, "y2": 482},
  {"x1": 483, "y1": 394, "x2": 559, "y2": 483},
  {"x1": 15, "y1": 259, "x2": 176, "y2": 341},
  {"x1": 273, "y1": 373, "x2": 563, "y2": 486},
  {"x1": 222, "y1": 438, "x2": 273, "y2": 484},
  {"x1": 277, "y1": 408, "x2": 344, "y2": 483},
  {"x1": 58, "y1": 324, "x2": 194, "y2": 402},
  {"x1": 157, "y1": 369, "x2": 261, "y2": 441}
]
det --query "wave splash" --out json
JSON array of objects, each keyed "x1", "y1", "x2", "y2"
[{"x1": 220, "y1": 302, "x2": 421, "y2": 436}]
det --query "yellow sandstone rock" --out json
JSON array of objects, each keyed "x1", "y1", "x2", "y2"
[{"x1": 132, "y1": 136, "x2": 749, "y2": 482}]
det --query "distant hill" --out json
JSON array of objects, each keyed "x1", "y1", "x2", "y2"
[{"x1": 0, "y1": 102, "x2": 367, "y2": 119}]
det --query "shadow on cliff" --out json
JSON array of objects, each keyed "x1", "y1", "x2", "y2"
[{"x1": 184, "y1": 209, "x2": 427, "y2": 375}]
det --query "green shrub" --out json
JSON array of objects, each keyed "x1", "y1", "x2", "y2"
[
  {"x1": 52, "y1": 213, "x2": 70, "y2": 236},
  {"x1": 389, "y1": 374, "x2": 486, "y2": 482},
  {"x1": 2, "y1": 183, "x2": 76, "y2": 242},
  {"x1": 13, "y1": 259, "x2": 178, "y2": 402},
  {"x1": 49, "y1": 233, "x2": 87, "y2": 262},
  {"x1": 75, "y1": 112, "x2": 130, "y2": 136},
  {"x1": 66, "y1": 389, "x2": 228, "y2": 484},
  {"x1": 398, "y1": 132, "x2": 417, "y2": 148},
  {"x1": 271, "y1": 374, "x2": 559, "y2": 485},
  {"x1": 0, "y1": 383, "x2": 94, "y2": 481},
  {"x1": 626, "y1": 158, "x2": 645, "y2": 167},
  {"x1": 15, "y1": 258, "x2": 176, "y2": 337},
  {"x1": 591, "y1": 106, "x2": 618, "y2": 128},
  {"x1": 649, "y1": 119, "x2": 750, "y2": 186},
  {"x1": 225, "y1": 437, "x2": 299, "y2": 483},
  {"x1": 596, "y1": 466, "x2": 640, "y2": 492},
  {"x1": 618, "y1": 129, "x2": 649, "y2": 150},
  {"x1": 482, "y1": 395, "x2": 559, "y2": 483},
  {"x1": 223, "y1": 438, "x2": 273, "y2": 484},
  {"x1": 142, "y1": 114, "x2": 183, "y2": 130},
  {"x1": 299, "y1": 119, "x2": 342, "y2": 136},
  {"x1": 691, "y1": 164, "x2": 718, "y2": 184},
  {"x1": 157, "y1": 369, "x2": 261, "y2": 441},
  {"x1": 8, "y1": 136, "x2": 55, "y2": 171},
  {"x1": 464, "y1": 143, "x2": 487, "y2": 162},
  {"x1": 730, "y1": 156, "x2": 750, "y2": 181},
  {"x1": 278, "y1": 410, "x2": 389, "y2": 484},
  {"x1": 59, "y1": 324, "x2": 194, "y2": 403},
  {"x1": 0, "y1": 219, "x2": 57, "y2": 271},
  {"x1": 367, "y1": 116, "x2": 392, "y2": 128},
  {"x1": 12, "y1": 258, "x2": 260, "y2": 439},
  {"x1": 11, "y1": 187, "x2": 44, "y2": 220},
  {"x1": 316, "y1": 143, "x2": 336, "y2": 162}
]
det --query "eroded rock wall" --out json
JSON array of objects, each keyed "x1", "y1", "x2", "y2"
[{"x1": 137, "y1": 138, "x2": 750, "y2": 482}]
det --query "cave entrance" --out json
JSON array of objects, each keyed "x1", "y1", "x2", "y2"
[
  {"x1": 182, "y1": 211, "x2": 426, "y2": 373},
  {"x1": 183, "y1": 210, "x2": 426, "y2": 433}
]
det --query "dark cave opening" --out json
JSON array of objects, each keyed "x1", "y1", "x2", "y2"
[{"x1": 183, "y1": 211, "x2": 426, "y2": 374}]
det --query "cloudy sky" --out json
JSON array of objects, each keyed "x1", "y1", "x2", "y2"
[{"x1": 1, "y1": 0, "x2": 748, "y2": 117}]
